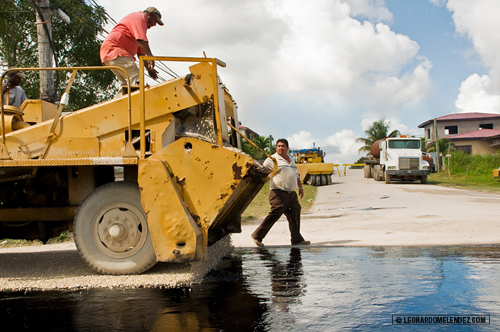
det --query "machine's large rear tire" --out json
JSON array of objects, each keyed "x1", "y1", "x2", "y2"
[
  {"x1": 74, "y1": 182, "x2": 157, "y2": 275},
  {"x1": 321, "y1": 174, "x2": 327, "y2": 186}
]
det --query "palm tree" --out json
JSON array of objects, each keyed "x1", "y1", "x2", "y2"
[
  {"x1": 426, "y1": 139, "x2": 455, "y2": 153},
  {"x1": 253, "y1": 136, "x2": 271, "y2": 153},
  {"x1": 241, "y1": 135, "x2": 274, "y2": 160},
  {"x1": 355, "y1": 119, "x2": 400, "y2": 155}
]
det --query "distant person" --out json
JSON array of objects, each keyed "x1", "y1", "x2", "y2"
[
  {"x1": 2, "y1": 71, "x2": 27, "y2": 107},
  {"x1": 252, "y1": 138, "x2": 310, "y2": 246},
  {"x1": 100, "y1": 7, "x2": 163, "y2": 86}
]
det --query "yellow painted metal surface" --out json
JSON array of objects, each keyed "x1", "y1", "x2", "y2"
[
  {"x1": 296, "y1": 163, "x2": 335, "y2": 182},
  {"x1": 21, "y1": 100, "x2": 58, "y2": 124},
  {"x1": 493, "y1": 169, "x2": 500, "y2": 178},
  {"x1": 138, "y1": 158, "x2": 204, "y2": 262},
  {"x1": 342, "y1": 163, "x2": 365, "y2": 176},
  {"x1": 138, "y1": 137, "x2": 256, "y2": 262},
  {"x1": 1, "y1": 62, "x2": 215, "y2": 160},
  {"x1": 1, "y1": 59, "x2": 270, "y2": 269}
]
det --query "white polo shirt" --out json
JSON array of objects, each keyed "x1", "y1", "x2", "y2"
[
  {"x1": 263, "y1": 153, "x2": 299, "y2": 192},
  {"x1": 3, "y1": 86, "x2": 27, "y2": 107}
]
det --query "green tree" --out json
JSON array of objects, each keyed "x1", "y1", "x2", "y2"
[
  {"x1": 420, "y1": 137, "x2": 427, "y2": 152},
  {"x1": 351, "y1": 156, "x2": 367, "y2": 169},
  {"x1": 0, "y1": 0, "x2": 117, "y2": 111},
  {"x1": 241, "y1": 135, "x2": 276, "y2": 160},
  {"x1": 427, "y1": 139, "x2": 455, "y2": 153},
  {"x1": 355, "y1": 119, "x2": 400, "y2": 156}
]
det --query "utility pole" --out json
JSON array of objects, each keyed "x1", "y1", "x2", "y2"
[
  {"x1": 434, "y1": 118, "x2": 440, "y2": 172},
  {"x1": 35, "y1": 0, "x2": 56, "y2": 101}
]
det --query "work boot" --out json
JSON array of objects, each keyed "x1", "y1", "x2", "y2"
[
  {"x1": 252, "y1": 237, "x2": 264, "y2": 247},
  {"x1": 292, "y1": 240, "x2": 311, "y2": 245}
]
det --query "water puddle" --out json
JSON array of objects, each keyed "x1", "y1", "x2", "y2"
[{"x1": 1, "y1": 245, "x2": 498, "y2": 331}]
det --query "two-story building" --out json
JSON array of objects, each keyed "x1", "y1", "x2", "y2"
[
  {"x1": 238, "y1": 122, "x2": 260, "y2": 141},
  {"x1": 418, "y1": 112, "x2": 500, "y2": 154}
]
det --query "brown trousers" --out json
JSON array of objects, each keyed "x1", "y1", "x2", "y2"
[{"x1": 252, "y1": 190, "x2": 305, "y2": 244}]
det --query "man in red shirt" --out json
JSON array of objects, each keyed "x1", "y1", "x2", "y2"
[{"x1": 100, "y1": 7, "x2": 163, "y2": 86}]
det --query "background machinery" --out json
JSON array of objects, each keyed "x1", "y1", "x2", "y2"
[
  {"x1": 293, "y1": 147, "x2": 334, "y2": 186},
  {"x1": 363, "y1": 136, "x2": 430, "y2": 184},
  {"x1": 0, "y1": 57, "x2": 273, "y2": 275}
]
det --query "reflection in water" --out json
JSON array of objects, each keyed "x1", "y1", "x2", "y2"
[
  {"x1": 258, "y1": 248, "x2": 304, "y2": 312},
  {"x1": 1, "y1": 246, "x2": 499, "y2": 331}
]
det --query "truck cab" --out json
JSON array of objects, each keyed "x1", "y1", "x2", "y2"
[{"x1": 380, "y1": 137, "x2": 430, "y2": 183}]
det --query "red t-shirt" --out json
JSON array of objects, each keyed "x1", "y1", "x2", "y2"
[{"x1": 100, "y1": 11, "x2": 148, "y2": 63}]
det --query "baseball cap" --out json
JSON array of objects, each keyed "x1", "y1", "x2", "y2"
[
  {"x1": 144, "y1": 7, "x2": 164, "y2": 26},
  {"x1": 10, "y1": 71, "x2": 26, "y2": 79}
]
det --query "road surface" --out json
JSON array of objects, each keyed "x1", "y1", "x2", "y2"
[{"x1": 1, "y1": 169, "x2": 499, "y2": 290}]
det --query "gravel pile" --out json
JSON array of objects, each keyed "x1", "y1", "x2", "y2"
[{"x1": 0, "y1": 236, "x2": 234, "y2": 292}]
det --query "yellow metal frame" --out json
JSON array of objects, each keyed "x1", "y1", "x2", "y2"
[
  {"x1": 342, "y1": 163, "x2": 364, "y2": 176},
  {"x1": 138, "y1": 56, "x2": 227, "y2": 159},
  {"x1": 0, "y1": 66, "x2": 133, "y2": 160}
]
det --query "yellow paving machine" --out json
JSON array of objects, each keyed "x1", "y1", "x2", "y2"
[
  {"x1": 0, "y1": 57, "x2": 274, "y2": 274},
  {"x1": 293, "y1": 147, "x2": 334, "y2": 186}
]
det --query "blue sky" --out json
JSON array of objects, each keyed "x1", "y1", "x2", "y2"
[{"x1": 96, "y1": 0, "x2": 500, "y2": 163}]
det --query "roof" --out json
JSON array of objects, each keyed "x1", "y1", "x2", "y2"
[
  {"x1": 446, "y1": 129, "x2": 500, "y2": 141},
  {"x1": 418, "y1": 112, "x2": 500, "y2": 128}
]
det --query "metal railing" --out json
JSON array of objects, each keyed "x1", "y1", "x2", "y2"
[{"x1": 1, "y1": 66, "x2": 133, "y2": 160}]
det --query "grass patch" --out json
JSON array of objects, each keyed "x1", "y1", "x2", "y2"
[
  {"x1": 428, "y1": 151, "x2": 500, "y2": 193},
  {"x1": 46, "y1": 230, "x2": 74, "y2": 244},
  {"x1": 0, "y1": 230, "x2": 74, "y2": 248},
  {"x1": 428, "y1": 172, "x2": 500, "y2": 193},
  {"x1": 0, "y1": 238, "x2": 43, "y2": 248},
  {"x1": 241, "y1": 182, "x2": 318, "y2": 222}
]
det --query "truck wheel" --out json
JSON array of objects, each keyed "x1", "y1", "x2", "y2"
[
  {"x1": 321, "y1": 174, "x2": 327, "y2": 186},
  {"x1": 364, "y1": 165, "x2": 372, "y2": 178},
  {"x1": 385, "y1": 172, "x2": 391, "y2": 184},
  {"x1": 74, "y1": 182, "x2": 157, "y2": 275},
  {"x1": 327, "y1": 174, "x2": 332, "y2": 185},
  {"x1": 421, "y1": 175, "x2": 427, "y2": 184},
  {"x1": 373, "y1": 165, "x2": 380, "y2": 181}
]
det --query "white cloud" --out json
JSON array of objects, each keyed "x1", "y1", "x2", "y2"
[
  {"x1": 287, "y1": 129, "x2": 363, "y2": 164},
  {"x1": 455, "y1": 74, "x2": 500, "y2": 114},
  {"x1": 429, "y1": 0, "x2": 447, "y2": 7},
  {"x1": 96, "y1": 0, "x2": 431, "y2": 151},
  {"x1": 341, "y1": 0, "x2": 393, "y2": 23},
  {"x1": 447, "y1": 0, "x2": 500, "y2": 112}
]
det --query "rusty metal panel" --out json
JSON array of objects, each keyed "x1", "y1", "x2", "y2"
[
  {"x1": 150, "y1": 137, "x2": 254, "y2": 229},
  {"x1": 138, "y1": 158, "x2": 204, "y2": 262}
]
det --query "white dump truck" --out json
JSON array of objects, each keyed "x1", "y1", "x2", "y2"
[{"x1": 363, "y1": 136, "x2": 430, "y2": 184}]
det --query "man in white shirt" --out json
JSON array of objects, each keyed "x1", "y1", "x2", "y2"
[
  {"x1": 2, "y1": 71, "x2": 27, "y2": 107},
  {"x1": 251, "y1": 138, "x2": 310, "y2": 246}
]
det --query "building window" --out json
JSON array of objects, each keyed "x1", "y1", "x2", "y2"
[
  {"x1": 426, "y1": 128, "x2": 430, "y2": 139},
  {"x1": 479, "y1": 123, "x2": 493, "y2": 129},
  {"x1": 444, "y1": 125, "x2": 458, "y2": 135},
  {"x1": 455, "y1": 145, "x2": 472, "y2": 154}
]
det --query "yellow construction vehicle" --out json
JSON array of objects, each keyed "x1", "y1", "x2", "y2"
[
  {"x1": 0, "y1": 57, "x2": 274, "y2": 275},
  {"x1": 293, "y1": 147, "x2": 334, "y2": 186}
]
